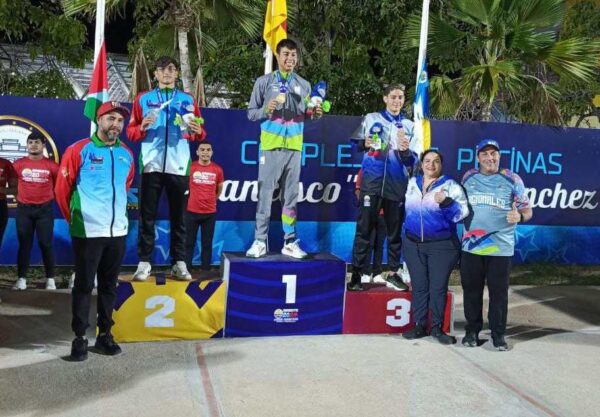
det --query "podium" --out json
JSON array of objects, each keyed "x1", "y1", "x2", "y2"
[
  {"x1": 222, "y1": 252, "x2": 346, "y2": 337},
  {"x1": 111, "y1": 274, "x2": 225, "y2": 342},
  {"x1": 343, "y1": 284, "x2": 454, "y2": 334}
]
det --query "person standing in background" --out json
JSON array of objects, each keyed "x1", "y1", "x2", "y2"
[
  {"x1": 185, "y1": 142, "x2": 224, "y2": 273},
  {"x1": 12, "y1": 132, "x2": 59, "y2": 291}
]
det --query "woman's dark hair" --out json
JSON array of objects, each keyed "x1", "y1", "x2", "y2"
[{"x1": 420, "y1": 149, "x2": 443, "y2": 164}]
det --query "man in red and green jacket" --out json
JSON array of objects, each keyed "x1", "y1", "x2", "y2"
[{"x1": 55, "y1": 101, "x2": 135, "y2": 362}]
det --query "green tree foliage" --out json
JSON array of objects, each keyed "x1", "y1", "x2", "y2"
[
  {"x1": 291, "y1": 0, "x2": 424, "y2": 115},
  {"x1": 403, "y1": 0, "x2": 600, "y2": 124},
  {"x1": 0, "y1": 0, "x2": 89, "y2": 67},
  {"x1": 2, "y1": 68, "x2": 75, "y2": 99},
  {"x1": 63, "y1": 0, "x2": 263, "y2": 104},
  {"x1": 0, "y1": 0, "x2": 88, "y2": 98},
  {"x1": 557, "y1": 0, "x2": 600, "y2": 125}
]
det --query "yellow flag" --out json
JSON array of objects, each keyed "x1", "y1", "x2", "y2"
[{"x1": 263, "y1": 0, "x2": 287, "y2": 52}]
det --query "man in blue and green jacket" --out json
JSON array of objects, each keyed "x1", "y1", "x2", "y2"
[
  {"x1": 127, "y1": 56, "x2": 206, "y2": 281},
  {"x1": 245, "y1": 39, "x2": 323, "y2": 259},
  {"x1": 56, "y1": 101, "x2": 135, "y2": 361}
]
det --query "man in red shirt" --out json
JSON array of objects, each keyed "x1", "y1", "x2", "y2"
[
  {"x1": 185, "y1": 142, "x2": 223, "y2": 272},
  {"x1": 0, "y1": 156, "x2": 16, "y2": 303},
  {"x1": 0, "y1": 156, "x2": 17, "y2": 239},
  {"x1": 12, "y1": 132, "x2": 59, "y2": 291}
]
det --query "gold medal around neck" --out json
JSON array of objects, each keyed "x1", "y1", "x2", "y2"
[{"x1": 276, "y1": 93, "x2": 286, "y2": 104}]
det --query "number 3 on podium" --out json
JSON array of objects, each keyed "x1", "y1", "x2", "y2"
[
  {"x1": 282, "y1": 275, "x2": 297, "y2": 304},
  {"x1": 386, "y1": 298, "x2": 411, "y2": 327}
]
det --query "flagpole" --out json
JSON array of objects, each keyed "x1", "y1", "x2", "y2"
[
  {"x1": 91, "y1": 0, "x2": 106, "y2": 134},
  {"x1": 264, "y1": 0, "x2": 276, "y2": 75},
  {"x1": 415, "y1": 0, "x2": 430, "y2": 93},
  {"x1": 412, "y1": 0, "x2": 431, "y2": 157},
  {"x1": 94, "y1": 0, "x2": 106, "y2": 67},
  {"x1": 264, "y1": 44, "x2": 273, "y2": 75}
]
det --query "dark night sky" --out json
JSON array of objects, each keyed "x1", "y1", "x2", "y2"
[{"x1": 84, "y1": 3, "x2": 135, "y2": 54}]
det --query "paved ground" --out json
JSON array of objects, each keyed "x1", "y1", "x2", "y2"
[{"x1": 1, "y1": 285, "x2": 599, "y2": 417}]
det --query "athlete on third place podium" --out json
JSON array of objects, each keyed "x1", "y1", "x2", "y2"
[{"x1": 348, "y1": 84, "x2": 418, "y2": 292}]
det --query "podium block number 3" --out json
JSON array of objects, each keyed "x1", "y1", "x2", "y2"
[
  {"x1": 145, "y1": 296, "x2": 175, "y2": 328},
  {"x1": 386, "y1": 298, "x2": 410, "y2": 327},
  {"x1": 282, "y1": 275, "x2": 297, "y2": 304}
]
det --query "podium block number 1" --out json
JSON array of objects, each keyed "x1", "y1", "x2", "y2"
[
  {"x1": 282, "y1": 275, "x2": 297, "y2": 304},
  {"x1": 145, "y1": 295, "x2": 175, "y2": 328}
]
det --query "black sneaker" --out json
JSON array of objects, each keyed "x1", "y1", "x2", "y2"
[
  {"x1": 431, "y1": 326, "x2": 457, "y2": 345},
  {"x1": 492, "y1": 335, "x2": 508, "y2": 351},
  {"x1": 402, "y1": 324, "x2": 427, "y2": 340},
  {"x1": 346, "y1": 272, "x2": 364, "y2": 291},
  {"x1": 94, "y1": 333, "x2": 122, "y2": 356},
  {"x1": 462, "y1": 331, "x2": 479, "y2": 347},
  {"x1": 70, "y1": 336, "x2": 88, "y2": 361},
  {"x1": 386, "y1": 273, "x2": 409, "y2": 291}
]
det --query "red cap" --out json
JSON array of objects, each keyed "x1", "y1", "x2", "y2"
[{"x1": 96, "y1": 101, "x2": 130, "y2": 119}]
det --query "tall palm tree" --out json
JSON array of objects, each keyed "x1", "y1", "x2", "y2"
[
  {"x1": 62, "y1": 0, "x2": 262, "y2": 104},
  {"x1": 404, "y1": 0, "x2": 600, "y2": 124}
]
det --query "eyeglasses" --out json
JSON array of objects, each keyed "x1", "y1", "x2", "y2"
[{"x1": 156, "y1": 65, "x2": 178, "y2": 73}]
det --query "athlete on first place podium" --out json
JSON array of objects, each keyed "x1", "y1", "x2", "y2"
[{"x1": 245, "y1": 39, "x2": 323, "y2": 260}]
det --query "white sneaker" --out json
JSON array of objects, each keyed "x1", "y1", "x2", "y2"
[
  {"x1": 46, "y1": 278, "x2": 56, "y2": 290},
  {"x1": 172, "y1": 261, "x2": 192, "y2": 281},
  {"x1": 372, "y1": 273, "x2": 386, "y2": 284},
  {"x1": 360, "y1": 274, "x2": 372, "y2": 284},
  {"x1": 400, "y1": 265, "x2": 411, "y2": 284},
  {"x1": 281, "y1": 239, "x2": 307, "y2": 259},
  {"x1": 246, "y1": 240, "x2": 267, "y2": 258},
  {"x1": 94, "y1": 274, "x2": 98, "y2": 288},
  {"x1": 133, "y1": 261, "x2": 152, "y2": 281},
  {"x1": 12, "y1": 278, "x2": 27, "y2": 290}
]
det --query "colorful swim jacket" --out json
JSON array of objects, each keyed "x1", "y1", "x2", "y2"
[
  {"x1": 461, "y1": 168, "x2": 530, "y2": 256},
  {"x1": 127, "y1": 88, "x2": 205, "y2": 175},
  {"x1": 55, "y1": 134, "x2": 135, "y2": 238},
  {"x1": 355, "y1": 111, "x2": 417, "y2": 201},
  {"x1": 404, "y1": 175, "x2": 469, "y2": 242},
  {"x1": 247, "y1": 70, "x2": 311, "y2": 151}
]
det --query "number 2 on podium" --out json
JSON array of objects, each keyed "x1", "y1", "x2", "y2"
[
  {"x1": 282, "y1": 275, "x2": 297, "y2": 304},
  {"x1": 145, "y1": 295, "x2": 175, "y2": 328}
]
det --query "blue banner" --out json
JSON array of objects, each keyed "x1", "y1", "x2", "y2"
[{"x1": 0, "y1": 95, "x2": 598, "y2": 265}]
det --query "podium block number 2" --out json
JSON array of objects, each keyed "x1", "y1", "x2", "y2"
[
  {"x1": 282, "y1": 275, "x2": 297, "y2": 304},
  {"x1": 145, "y1": 296, "x2": 175, "y2": 328},
  {"x1": 386, "y1": 298, "x2": 411, "y2": 327}
]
